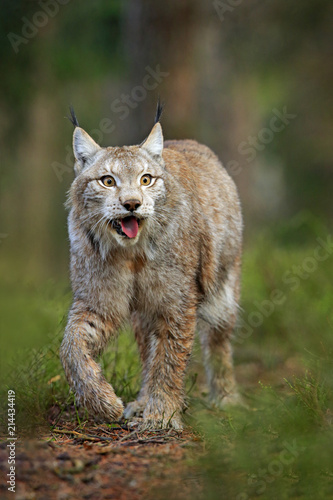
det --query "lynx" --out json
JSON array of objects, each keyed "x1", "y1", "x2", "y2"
[{"x1": 60, "y1": 104, "x2": 243, "y2": 430}]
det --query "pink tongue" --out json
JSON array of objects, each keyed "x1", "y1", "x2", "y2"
[{"x1": 121, "y1": 216, "x2": 139, "y2": 238}]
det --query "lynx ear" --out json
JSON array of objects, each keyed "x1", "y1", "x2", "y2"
[
  {"x1": 73, "y1": 127, "x2": 101, "y2": 173},
  {"x1": 141, "y1": 122, "x2": 163, "y2": 158}
]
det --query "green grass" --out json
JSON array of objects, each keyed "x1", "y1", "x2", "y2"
[{"x1": 0, "y1": 219, "x2": 332, "y2": 498}]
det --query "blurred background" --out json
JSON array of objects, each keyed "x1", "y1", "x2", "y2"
[
  {"x1": 1, "y1": 0, "x2": 332, "y2": 381},
  {"x1": 1, "y1": 0, "x2": 333, "y2": 372},
  {"x1": 1, "y1": 0, "x2": 332, "y2": 278},
  {"x1": 1, "y1": 1, "x2": 333, "y2": 498},
  {"x1": 0, "y1": 0, "x2": 333, "y2": 378}
]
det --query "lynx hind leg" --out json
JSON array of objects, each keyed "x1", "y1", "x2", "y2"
[
  {"x1": 198, "y1": 320, "x2": 241, "y2": 408},
  {"x1": 198, "y1": 264, "x2": 242, "y2": 408},
  {"x1": 60, "y1": 303, "x2": 124, "y2": 421},
  {"x1": 123, "y1": 312, "x2": 149, "y2": 419}
]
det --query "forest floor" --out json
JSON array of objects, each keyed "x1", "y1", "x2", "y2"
[
  {"x1": 2, "y1": 354, "x2": 329, "y2": 500},
  {"x1": 0, "y1": 422, "x2": 198, "y2": 500}
]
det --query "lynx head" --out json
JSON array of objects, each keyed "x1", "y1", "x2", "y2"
[{"x1": 68, "y1": 107, "x2": 167, "y2": 254}]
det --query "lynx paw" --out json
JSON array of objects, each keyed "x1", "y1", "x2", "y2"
[
  {"x1": 139, "y1": 403, "x2": 183, "y2": 430},
  {"x1": 127, "y1": 398, "x2": 183, "y2": 430},
  {"x1": 123, "y1": 399, "x2": 146, "y2": 419},
  {"x1": 112, "y1": 397, "x2": 125, "y2": 419},
  {"x1": 83, "y1": 392, "x2": 124, "y2": 421},
  {"x1": 129, "y1": 413, "x2": 183, "y2": 431},
  {"x1": 211, "y1": 392, "x2": 247, "y2": 410}
]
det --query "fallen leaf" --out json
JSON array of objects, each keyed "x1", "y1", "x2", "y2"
[{"x1": 47, "y1": 375, "x2": 61, "y2": 385}]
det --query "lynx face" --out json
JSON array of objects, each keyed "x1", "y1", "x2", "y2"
[{"x1": 70, "y1": 123, "x2": 166, "y2": 249}]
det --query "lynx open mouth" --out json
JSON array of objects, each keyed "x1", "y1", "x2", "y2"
[{"x1": 110, "y1": 216, "x2": 140, "y2": 239}]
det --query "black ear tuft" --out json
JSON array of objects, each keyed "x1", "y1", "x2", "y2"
[
  {"x1": 154, "y1": 97, "x2": 164, "y2": 124},
  {"x1": 67, "y1": 105, "x2": 80, "y2": 128}
]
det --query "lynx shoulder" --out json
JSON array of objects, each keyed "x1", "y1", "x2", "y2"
[{"x1": 60, "y1": 106, "x2": 243, "y2": 430}]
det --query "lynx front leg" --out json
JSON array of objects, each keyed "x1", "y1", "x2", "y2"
[
  {"x1": 137, "y1": 307, "x2": 197, "y2": 430},
  {"x1": 60, "y1": 301, "x2": 124, "y2": 420}
]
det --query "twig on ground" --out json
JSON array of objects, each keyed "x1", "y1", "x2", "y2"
[
  {"x1": 118, "y1": 430, "x2": 139, "y2": 442},
  {"x1": 51, "y1": 428, "x2": 115, "y2": 442},
  {"x1": 119, "y1": 438, "x2": 168, "y2": 446}
]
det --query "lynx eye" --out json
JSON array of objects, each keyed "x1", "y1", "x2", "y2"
[
  {"x1": 100, "y1": 175, "x2": 116, "y2": 187},
  {"x1": 140, "y1": 174, "x2": 152, "y2": 186}
]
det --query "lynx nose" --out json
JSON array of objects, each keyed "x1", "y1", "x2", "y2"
[{"x1": 122, "y1": 199, "x2": 141, "y2": 212}]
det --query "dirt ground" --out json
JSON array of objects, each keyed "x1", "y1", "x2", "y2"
[
  {"x1": 0, "y1": 358, "x2": 307, "y2": 499},
  {"x1": 0, "y1": 416, "x2": 200, "y2": 500}
]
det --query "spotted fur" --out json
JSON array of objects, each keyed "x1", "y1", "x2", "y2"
[{"x1": 60, "y1": 116, "x2": 243, "y2": 429}]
